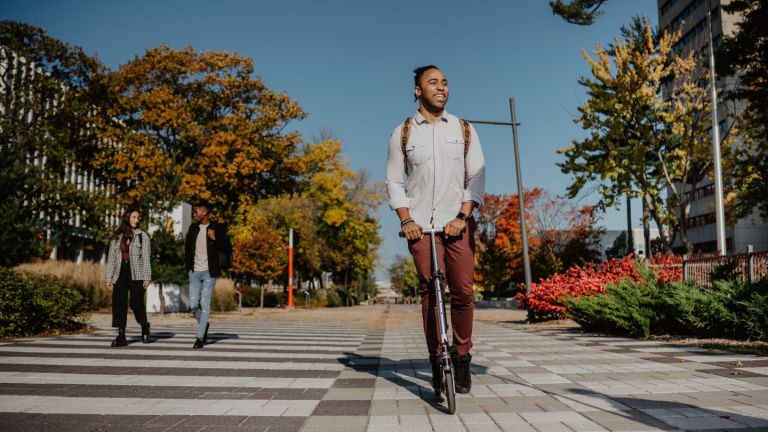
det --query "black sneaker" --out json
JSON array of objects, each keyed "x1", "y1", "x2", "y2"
[
  {"x1": 193, "y1": 337, "x2": 204, "y2": 349},
  {"x1": 111, "y1": 328, "x2": 127, "y2": 347},
  {"x1": 141, "y1": 324, "x2": 151, "y2": 343},
  {"x1": 430, "y1": 358, "x2": 443, "y2": 396},
  {"x1": 451, "y1": 350, "x2": 472, "y2": 394}
]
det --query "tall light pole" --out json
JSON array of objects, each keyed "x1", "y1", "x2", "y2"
[
  {"x1": 287, "y1": 227, "x2": 294, "y2": 307},
  {"x1": 467, "y1": 97, "x2": 532, "y2": 295},
  {"x1": 706, "y1": 0, "x2": 727, "y2": 255}
]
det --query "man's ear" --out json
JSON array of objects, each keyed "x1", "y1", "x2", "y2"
[{"x1": 414, "y1": 86, "x2": 422, "y2": 98}]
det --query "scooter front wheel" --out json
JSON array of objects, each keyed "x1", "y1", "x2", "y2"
[{"x1": 443, "y1": 369, "x2": 457, "y2": 414}]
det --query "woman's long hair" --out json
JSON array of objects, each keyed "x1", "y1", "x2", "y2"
[{"x1": 111, "y1": 210, "x2": 136, "y2": 242}]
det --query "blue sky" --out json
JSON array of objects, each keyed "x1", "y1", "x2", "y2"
[{"x1": 3, "y1": 0, "x2": 659, "y2": 279}]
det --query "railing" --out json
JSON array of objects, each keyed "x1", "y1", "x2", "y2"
[
  {"x1": 681, "y1": 248, "x2": 768, "y2": 286},
  {"x1": 646, "y1": 247, "x2": 768, "y2": 287}
]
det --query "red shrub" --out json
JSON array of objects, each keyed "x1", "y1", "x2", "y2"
[
  {"x1": 518, "y1": 256, "x2": 641, "y2": 319},
  {"x1": 647, "y1": 253, "x2": 683, "y2": 284}
]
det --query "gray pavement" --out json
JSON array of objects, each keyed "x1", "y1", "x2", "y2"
[{"x1": 1, "y1": 304, "x2": 768, "y2": 431}]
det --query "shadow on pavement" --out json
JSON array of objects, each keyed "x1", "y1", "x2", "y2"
[
  {"x1": 485, "y1": 367, "x2": 767, "y2": 429},
  {"x1": 339, "y1": 351, "x2": 488, "y2": 414},
  {"x1": 202, "y1": 333, "x2": 240, "y2": 345}
]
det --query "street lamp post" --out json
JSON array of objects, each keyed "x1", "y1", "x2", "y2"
[
  {"x1": 287, "y1": 227, "x2": 294, "y2": 307},
  {"x1": 466, "y1": 97, "x2": 532, "y2": 295},
  {"x1": 706, "y1": 0, "x2": 727, "y2": 255}
]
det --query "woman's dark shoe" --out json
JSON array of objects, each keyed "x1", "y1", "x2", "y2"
[
  {"x1": 111, "y1": 327, "x2": 127, "y2": 347},
  {"x1": 193, "y1": 337, "x2": 204, "y2": 349},
  {"x1": 203, "y1": 323, "x2": 210, "y2": 344},
  {"x1": 141, "y1": 324, "x2": 151, "y2": 343},
  {"x1": 451, "y1": 349, "x2": 472, "y2": 394}
]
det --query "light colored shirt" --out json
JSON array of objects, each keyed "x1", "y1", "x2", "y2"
[
  {"x1": 386, "y1": 110, "x2": 486, "y2": 229},
  {"x1": 194, "y1": 223, "x2": 209, "y2": 271}
]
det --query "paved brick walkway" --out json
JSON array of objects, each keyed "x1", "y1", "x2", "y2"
[{"x1": 1, "y1": 304, "x2": 768, "y2": 431}]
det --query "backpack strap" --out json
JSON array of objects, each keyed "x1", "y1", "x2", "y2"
[
  {"x1": 400, "y1": 117, "x2": 412, "y2": 176},
  {"x1": 460, "y1": 118, "x2": 471, "y2": 157},
  {"x1": 400, "y1": 117, "x2": 471, "y2": 179},
  {"x1": 460, "y1": 119, "x2": 471, "y2": 187}
]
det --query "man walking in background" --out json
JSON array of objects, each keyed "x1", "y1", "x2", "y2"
[
  {"x1": 385, "y1": 65, "x2": 486, "y2": 394},
  {"x1": 185, "y1": 202, "x2": 232, "y2": 349}
]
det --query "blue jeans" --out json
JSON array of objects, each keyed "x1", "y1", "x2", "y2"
[{"x1": 189, "y1": 270, "x2": 215, "y2": 338}]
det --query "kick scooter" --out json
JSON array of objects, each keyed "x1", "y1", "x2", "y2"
[{"x1": 401, "y1": 227, "x2": 457, "y2": 414}]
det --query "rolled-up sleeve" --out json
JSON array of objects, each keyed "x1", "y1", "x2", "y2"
[
  {"x1": 385, "y1": 126, "x2": 410, "y2": 210},
  {"x1": 463, "y1": 124, "x2": 485, "y2": 207}
]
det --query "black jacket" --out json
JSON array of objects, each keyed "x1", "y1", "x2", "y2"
[{"x1": 185, "y1": 222, "x2": 232, "y2": 278}]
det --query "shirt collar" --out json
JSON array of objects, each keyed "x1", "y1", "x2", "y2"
[{"x1": 413, "y1": 110, "x2": 449, "y2": 124}]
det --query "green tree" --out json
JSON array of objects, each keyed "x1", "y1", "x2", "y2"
[
  {"x1": 388, "y1": 255, "x2": 418, "y2": 299},
  {"x1": 149, "y1": 223, "x2": 186, "y2": 314},
  {"x1": 0, "y1": 21, "x2": 112, "y2": 265},
  {"x1": 549, "y1": 0, "x2": 608, "y2": 25},
  {"x1": 559, "y1": 19, "x2": 724, "y2": 254},
  {"x1": 605, "y1": 231, "x2": 628, "y2": 260},
  {"x1": 718, "y1": 0, "x2": 768, "y2": 220},
  {"x1": 95, "y1": 44, "x2": 306, "y2": 221}
]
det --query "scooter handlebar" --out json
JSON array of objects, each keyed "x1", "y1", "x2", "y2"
[{"x1": 399, "y1": 227, "x2": 443, "y2": 237}]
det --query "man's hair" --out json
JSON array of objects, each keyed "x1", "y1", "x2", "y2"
[
  {"x1": 413, "y1": 65, "x2": 440, "y2": 102},
  {"x1": 193, "y1": 201, "x2": 210, "y2": 212}
]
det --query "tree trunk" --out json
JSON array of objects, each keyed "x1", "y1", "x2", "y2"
[
  {"x1": 158, "y1": 283, "x2": 166, "y2": 315},
  {"x1": 643, "y1": 200, "x2": 652, "y2": 258},
  {"x1": 344, "y1": 266, "x2": 350, "y2": 307},
  {"x1": 678, "y1": 183, "x2": 695, "y2": 255},
  {"x1": 643, "y1": 192, "x2": 673, "y2": 252}
]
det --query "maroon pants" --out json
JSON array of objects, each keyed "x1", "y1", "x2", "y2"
[{"x1": 408, "y1": 219, "x2": 476, "y2": 360}]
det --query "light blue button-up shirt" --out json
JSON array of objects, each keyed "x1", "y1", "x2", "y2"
[{"x1": 386, "y1": 110, "x2": 486, "y2": 229}]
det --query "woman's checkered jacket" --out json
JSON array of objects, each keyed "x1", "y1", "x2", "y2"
[{"x1": 105, "y1": 229, "x2": 152, "y2": 284}]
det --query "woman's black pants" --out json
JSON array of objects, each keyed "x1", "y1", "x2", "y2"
[{"x1": 112, "y1": 261, "x2": 148, "y2": 328}]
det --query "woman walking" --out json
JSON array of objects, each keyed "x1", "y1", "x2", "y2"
[{"x1": 105, "y1": 209, "x2": 152, "y2": 347}]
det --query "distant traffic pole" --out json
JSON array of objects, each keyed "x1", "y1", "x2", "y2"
[
  {"x1": 288, "y1": 228, "x2": 294, "y2": 307},
  {"x1": 466, "y1": 97, "x2": 532, "y2": 296}
]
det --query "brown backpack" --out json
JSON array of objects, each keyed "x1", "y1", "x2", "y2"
[{"x1": 400, "y1": 117, "x2": 471, "y2": 176}]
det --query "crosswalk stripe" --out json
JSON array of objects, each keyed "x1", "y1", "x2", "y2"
[
  {"x1": 19, "y1": 339, "x2": 361, "y2": 348},
  {"x1": 0, "y1": 346, "x2": 347, "y2": 359},
  {"x1": 0, "y1": 356, "x2": 346, "y2": 370},
  {"x1": 0, "y1": 372, "x2": 335, "y2": 388},
  {"x1": 0, "y1": 395, "x2": 318, "y2": 416}
]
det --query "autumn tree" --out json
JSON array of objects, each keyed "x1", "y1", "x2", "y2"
[
  {"x1": 94, "y1": 45, "x2": 306, "y2": 221},
  {"x1": 475, "y1": 194, "x2": 518, "y2": 296},
  {"x1": 0, "y1": 21, "x2": 112, "y2": 264},
  {"x1": 388, "y1": 255, "x2": 418, "y2": 299},
  {"x1": 531, "y1": 191, "x2": 603, "y2": 278},
  {"x1": 300, "y1": 139, "x2": 383, "y2": 290},
  {"x1": 231, "y1": 218, "x2": 285, "y2": 286},
  {"x1": 229, "y1": 139, "x2": 383, "y2": 297},
  {"x1": 231, "y1": 194, "x2": 317, "y2": 291},
  {"x1": 559, "y1": 19, "x2": 726, "y2": 254},
  {"x1": 718, "y1": 0, "x2": 768, "y2": 220},
  {"x1": 480, "y1": 189, "x2": 603, "y2": 290}
]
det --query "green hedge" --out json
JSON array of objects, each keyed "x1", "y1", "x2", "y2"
[
  {"x1": 0, "y1": 267, "x2": 89, "y2": 338},
  {"x1": 564, "y1": 273, "x2": 768, "y2": 340}
]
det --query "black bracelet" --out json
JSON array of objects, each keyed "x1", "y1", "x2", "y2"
[{"x1": 400, "y1": 218, "x2": 414, "y2": 227}]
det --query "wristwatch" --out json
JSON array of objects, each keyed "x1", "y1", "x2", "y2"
[{"x1": 456, "y1": 212, "x2": 467, "y2": 221}]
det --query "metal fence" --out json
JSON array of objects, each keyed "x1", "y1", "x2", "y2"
[{"x1": 681, "y1": 249, "x2": 768, "y2": 286}]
